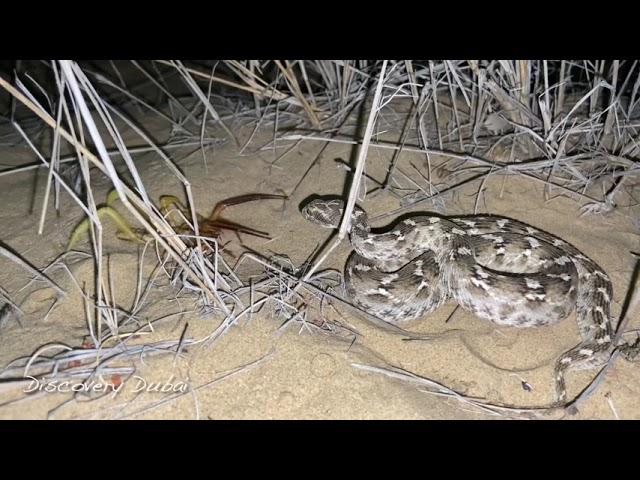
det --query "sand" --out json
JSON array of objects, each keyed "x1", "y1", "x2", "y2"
[{"x1": 0, "y1": 108, "x2": 639, "y2": 420}]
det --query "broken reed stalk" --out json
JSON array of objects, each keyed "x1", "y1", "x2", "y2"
[
  {"x1": 278, "y1": 133, "x2": 609, "y2": 220},
  {"x1": 299, "y1": 60, "x2": 389, "y2": 284},
  {"x1": 156, "y1": 60, "x2": 290, "y2": 104},
  {"x1": 0, "y1": 245, "x2": 65, "y2": 297},
  {"x1": 274, "y1": 60, "x2": 322, "y2": 128},
  {"x1": 0, "y1": 141, "x2": 225, "y2": 179}
]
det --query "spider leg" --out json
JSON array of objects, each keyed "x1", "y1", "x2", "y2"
[
  {"x1": 208, "y1": 193, "x2": 287, "y2": 221},
  {"x1": 67, "y1": 205, "x2": 144, "y2": 251},
  {"x1": 203, "y1": 219, "x2": 272, "y2": 239},
  {"x1": 158, "y1": 195, "x2": 202, "y2": 229}
]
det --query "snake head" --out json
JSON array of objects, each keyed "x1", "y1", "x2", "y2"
[{"x1": 300, "y1": 199, "x2": 346, "y2": 229}]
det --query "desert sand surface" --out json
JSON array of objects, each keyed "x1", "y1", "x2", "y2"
[{"x1": 0, "y1": 102, "x2": 639, "y2": 420}]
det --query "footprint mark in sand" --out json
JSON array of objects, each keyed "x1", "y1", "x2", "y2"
[
  {"x1": 311, "y1": 353, "x2": 337, "y2": 378},
  {"x1": 277, "y1": 390, "x2": 296, "y2": 409}
]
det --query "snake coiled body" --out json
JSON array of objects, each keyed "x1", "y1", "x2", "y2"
[{"x1": 302, "y1": 198, "x2": 638, "y2": 404}]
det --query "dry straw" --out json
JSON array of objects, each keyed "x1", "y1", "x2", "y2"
[{"x1": 1, "y1": 60, "x2": 639, "y2": 417}]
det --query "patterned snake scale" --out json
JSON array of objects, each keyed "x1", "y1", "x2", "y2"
[{"x1": 301, "y1": 198, "x2": 639, "y2": 405}]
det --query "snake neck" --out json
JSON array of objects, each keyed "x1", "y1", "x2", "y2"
[
  {"x1": 348, "y1": 206, "x2": 371, "y2": 234},
  {"x1": 349, "y1": 208, "x2": 379, "y2": 258},
  {"x1": 301, "y1": 199, "x2": 377, "y2": 258}
]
